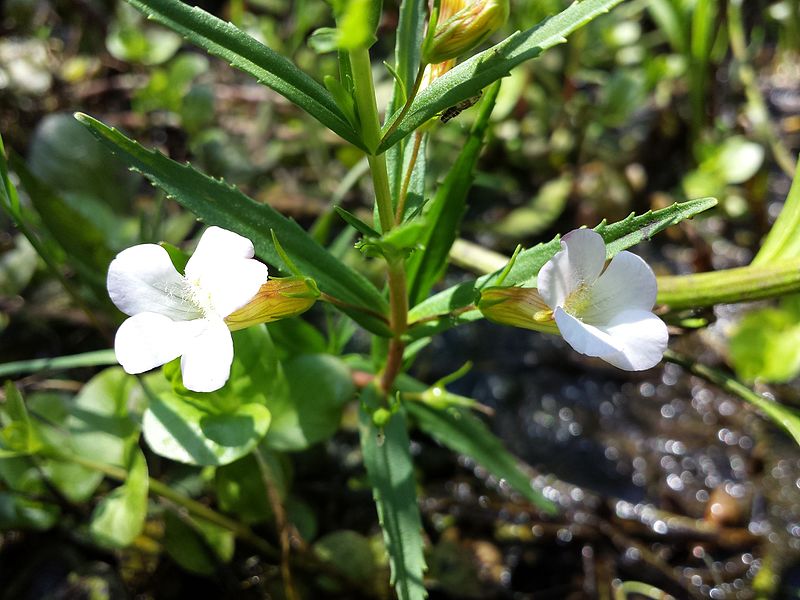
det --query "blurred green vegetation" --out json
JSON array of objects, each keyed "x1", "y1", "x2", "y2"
[{"x1": 1, "y1": 0, "x2": 800, "y2": 597}]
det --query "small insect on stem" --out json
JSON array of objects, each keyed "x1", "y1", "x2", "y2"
[{"x1": 440, "y1": 91, "x2": 483, "y2": 123}]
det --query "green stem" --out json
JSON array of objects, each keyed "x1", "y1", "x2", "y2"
[
  {"x1": 656, "y1": 258, "x2": 800, "y2": 309},
  {"x1": 348, "y1": 46, "x2": 411, "y2": 393},
  {"x1": 348, "y1": 47, "x2": 394, "y2": 232},
  {"x1": 254, "y1": 448, "x2": 298, "y2": 600},
  {"x1": 381, "y1": 259, "x2": 408, "y2": 392}
]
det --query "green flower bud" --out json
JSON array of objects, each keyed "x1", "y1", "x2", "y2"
[
  {"x1": 478, "y1": 286, "x2": 560, "y2": 334},
  {"x1": 225, "y1": 277, "x2": 319, "y2": 331},
  {"x1": 423, "y1": 0, "x2": 509, "y2": 65}
]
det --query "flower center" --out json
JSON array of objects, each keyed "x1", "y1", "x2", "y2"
[
  {"x1": 186, "y1": 276, "x2": 218, "y2": 318},
  {"x1": 563, "y1": 282, "x2": 592, "y2": 317}
]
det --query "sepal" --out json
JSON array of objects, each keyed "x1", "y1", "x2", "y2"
[
  {"x1": 478, "y1": 286, "x2": 560, "y2": 334},
  {"x1": 225, "y1": 277, "x2": 319, "y2": 331}
]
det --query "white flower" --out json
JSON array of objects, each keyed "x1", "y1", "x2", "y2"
[
  {"x1": 537, "y1": 229, "x2": 668, "y2": 371},
  {"x1": 107, "y1": 226, "x2": 269, "y2": 392}
]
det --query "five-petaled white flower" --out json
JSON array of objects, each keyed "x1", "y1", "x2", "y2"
[
  {"x1": 107, "y1": 226, "x2": 269, "y2": 392},
  {"x1": 537, "y1": 229, "x2": 668, "y2": 371}
]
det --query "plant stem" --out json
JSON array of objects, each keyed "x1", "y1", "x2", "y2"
[
  {"x1": 254, "y1": 448, "x2": 298, "y2": 600},
  {"x1": 381, "y1": 259, "x2": 409, "y2": 393},
  {"x1": 656, "y1": 258, "x2": 800, "y2": 309},
  {"x1": 349, "y1": 46, "x2": 411, "y2": 392},
  {"x1": 348, "y1": 48, "x2": 394, "y2": 232}
]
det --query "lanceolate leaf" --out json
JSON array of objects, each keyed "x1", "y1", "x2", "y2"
[
  {"x1": 407, "y1": 81, "x2": 500, "y2": 305},
  {"x1": 76, "y1": 114, "x2": 391, "y2": 336},
  {"x1": 406, "y1": 402, "x2": 557, "y2": 514},
  {"x1": 407, "y1": 198, "x2": 717, "y2": 337},
  {"x1": 385, "y1": 0, "x2": 428, "y2": 201},
  {"x1": 753, "y1": 160, "x2": 800, "y2": 265},
  {"x1": 379, "y1": 0, "x2": 626, "y2": 151},
  {"x1": 123, "y1": 0, "x2": 363, "y2": 149},
  {"x1": 359, "y1": 387, "x2": 427, "y2": 600}
]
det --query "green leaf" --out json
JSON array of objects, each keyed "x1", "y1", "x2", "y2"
[
  {"x1": 1, "y1": 382, "x2": 41, "y2": 455},
  {"x1": 90, "y1": 445, "x2": 149, "y2": 548},
  {"x1": 163, "y1": 509, "x2": 235, "y2": 575},
  {"x1": 359, "y1": 388, "x2": 427, "y2": 600},
  {"x1": 492, "y1": 175, "x2": 571, "y2": 239},
  {"x1": 753, "y1": 159, "x2": 800, "y2": 265},
  {"x1": 27, "y1": 113, "x2": 141, "y2": 211},
  {"x1": 392, "y1": 0, "x2": 427, "y2": 97},
  {"x1": 75, "y1": 113, "x2": 391, "y2": 336},
  {"x1": 0, "y1": 234, "x2": 37, "y2": 297},
  {"x1": 334, "y1": 0, "x2": 382, "y2": 50},
  {"x1": 406, "y1": 402, "x2": 556, "y2": 514},
  {"x1": 11, "y1": 154, "x2": 115, "y2": 293},
  {"x1": 335, "y1": 205, "x2": 382, "y2": 238},
  {"x1": 215, "y1": 449, "x2": 288, "y2": 524},
  {"x1": 266, "y1": 318, "x2": 327, "y2": 357},
  {"x1": 143, "y1": 391, "x2": 271, "y2": 466},
  {"x1": 682, "y1": 136, "x2": 764, "y2": 199},
  {"x1": 730, "y1": 297, "x2": 800, "y2": 383},
  {"x1": 142, "y1": 326, "x2": 282, "y2": 466},
  {"x1": 123, "y1": 0, "x2": 362, "y2": 148},
  {"x1": 0, "y1": 492, "x2": 60, "y2": 530},
  {"x1": 385, "y1": 0, "x2": 428, "y2": 204},
  {"x1": 314, "y1": 530, "x2": 384, "y2": 593},
  {"x1": 407, "y1": 198, "x2": 718, "y2": 336},
  {"x1": 62, "y1": 367, "x2": 139, "y2": 467},
  {"x1": 407, "y1": 81, "x2": 499, "y2": 305},
  {"x1": 265, "y1": 354, "x2": 355, "y2": 452},
  {"x1": 379, "y1": 0, "x2": 626, "y2": 151},
  {"x1": 107, "y1": 3, "x2": 182, "y2": 65}
]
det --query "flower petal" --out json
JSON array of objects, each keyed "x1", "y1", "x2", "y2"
[
  {"x1": 582, "y1": 250, "x2": 658, "y2": 324},
  {"x1": 107, "y1": 244, "x2": 198, "y2": 319},
  {"x1": 180, "y1": 318, "x2": 234, "y2": 392},
  {"x1": 185, "y1": 226, "x2": 256, "y2": 276},
  {"x1": 184, "y1": 227, "x2": 269, "y2": 317},
  {"x1": 115, "y1": 312, "x2": 195, "y2": 374},
  {"x1": 537, "y1": 229, "x2": 607, "y2": 308},
  {"x1": 554, "y1": 307, "x2": 667, "y2": 371},
  {"x1": 599, "y1": 308, "x2": 669, "y2": 370}
]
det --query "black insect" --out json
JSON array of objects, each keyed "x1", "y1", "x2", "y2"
[{"x1": 440, "y1": 91, "x2": 483, "y2": 123}]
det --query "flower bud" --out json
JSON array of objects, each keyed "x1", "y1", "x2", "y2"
[
  {"x1": 478, "y1": 286, "x2": 560, "y2": 334},
  {"x1": 423, "y1": 0, "x2": 509, "y2": 65},
  {"x1": 225, "y1": 277, "x2": 319, "y2": 331}
]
